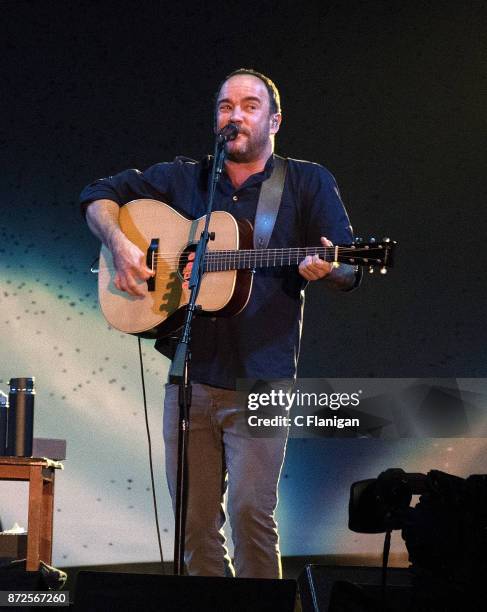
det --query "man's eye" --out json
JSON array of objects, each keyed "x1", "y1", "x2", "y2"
[{"x1": 219, "y1": 105, "x2": 231, "y2": 111}]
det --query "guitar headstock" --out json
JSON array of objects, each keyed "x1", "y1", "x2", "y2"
[{"x1": 337, "y1": 237, "x2": 397, "y2": 274}]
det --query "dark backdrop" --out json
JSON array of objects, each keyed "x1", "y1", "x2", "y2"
[{"x1": 3, "y1": 0, "x2": 485, "y2": 377}]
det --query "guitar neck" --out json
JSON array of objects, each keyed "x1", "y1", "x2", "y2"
[{"x1": 203, "y1": 244, "x2": 391, "y2": 272}]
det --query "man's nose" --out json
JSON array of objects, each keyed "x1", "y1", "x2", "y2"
[{"x1": 230, "y1": 106, "x2": 243, "y2": 123}]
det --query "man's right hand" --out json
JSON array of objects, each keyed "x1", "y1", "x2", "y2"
[
  {"x1": 85, "y1": 199, "x2": 154, "y2": 298},
  {"x1": 110, "y1": 231, "x2": 154, "y2": 297}
]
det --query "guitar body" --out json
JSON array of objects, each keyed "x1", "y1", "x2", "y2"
[{"x1": 98, "y1": 199, "x2": 253, "y2": 338}]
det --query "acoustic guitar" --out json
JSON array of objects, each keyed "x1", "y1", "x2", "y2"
[{"x1": 96, "y1": 199, "x2": 395, "y2": 338}]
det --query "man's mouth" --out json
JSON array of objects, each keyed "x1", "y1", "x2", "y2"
[{"x1": 228, "y1": 133, "x2": 247, "y2": 143}]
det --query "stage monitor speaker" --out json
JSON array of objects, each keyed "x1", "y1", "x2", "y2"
[
  {"x1": 73, "y1": 570, "x2": 297, "y2": 612},
  {"x1": 298, "y1": 565, "x2": 411, "y2": 612}
]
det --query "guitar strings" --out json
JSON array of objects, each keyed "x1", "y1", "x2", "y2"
[
  {"x1": 148, "y1": 246, "x2": 388, "y2": 263},
  {"x1": 100, "y1": 254, "x2": 385, "y2": 274},
  {"x1": 149, "y1": 246, "x2": 381, "y2": 256},
  {"x1": 98, "y1": 248, "x2": 389, "y2": 273}
]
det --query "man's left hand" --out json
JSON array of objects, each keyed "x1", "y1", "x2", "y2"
[{"x1": 298, "y1": 236, "x2": 334, "y2": 281}]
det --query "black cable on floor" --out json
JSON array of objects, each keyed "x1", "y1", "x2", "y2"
[{"x1": 138, "y1": 337, "x2": 165, "y2": 572}]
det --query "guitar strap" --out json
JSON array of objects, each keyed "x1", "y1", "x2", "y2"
[{"x1": 253, "y1": 155, "x2": 288, "y2": 249}]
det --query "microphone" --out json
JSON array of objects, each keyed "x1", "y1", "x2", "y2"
[{"x1": 217, "y1": 123, "x2": 239, "y2": 143}]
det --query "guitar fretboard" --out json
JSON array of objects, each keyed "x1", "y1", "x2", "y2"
[{"x1": 203, "y1": 245, "x2": 382, "y2": 272}]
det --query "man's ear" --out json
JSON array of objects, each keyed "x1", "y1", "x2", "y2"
[{"x1": 270, "y1": 113, "x2": 282, "y2": 134}]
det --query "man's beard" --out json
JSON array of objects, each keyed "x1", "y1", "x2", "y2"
[{"x1": 225, "y1": 126, "x2": 270, "y2": 163}]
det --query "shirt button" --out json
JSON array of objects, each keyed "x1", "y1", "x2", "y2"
[{"x1": 232, "y1": 195, "x2": 238, "y2": 202}]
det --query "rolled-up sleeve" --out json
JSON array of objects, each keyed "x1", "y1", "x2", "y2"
[{"x1": 79, "y1": 162, "x2": 175, "y2": 216}]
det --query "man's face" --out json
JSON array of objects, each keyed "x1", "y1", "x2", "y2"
[{"x1": 216, "y1": 74, "x2": 279, "y2": 163}]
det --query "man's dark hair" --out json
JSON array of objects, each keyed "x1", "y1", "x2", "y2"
[{"x1": 214, "y1": 68, "x2": 281, "y2": 118}]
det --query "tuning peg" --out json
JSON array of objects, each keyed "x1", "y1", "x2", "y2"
[
  {"x1": 380, "y1": 266, "x2": 388, "y2": 275},
  {"x1": 368, "y1": 237, "x2": 376, "y2": 243},
  {"x1": 381, "y1": 237, "x2": 391, "y2": 243},
  {"x1": 354, "y1": 237, "x2": 363, "y2": 245},
  {"x1": 369, "y1": 266, "x2": 374, "y2": 274}
]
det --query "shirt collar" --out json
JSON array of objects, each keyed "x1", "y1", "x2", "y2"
[{"x1": 200, "y1": 153, "x2": 276, "y2": 191}]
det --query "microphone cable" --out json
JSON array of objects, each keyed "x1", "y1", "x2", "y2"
[{"x1": 137, "y1": 336, "x2": 165, "y2": 572}]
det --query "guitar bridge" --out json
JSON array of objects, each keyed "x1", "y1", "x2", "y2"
[{"x1": 146, "y1": 238, "x2": 159, "y2": 292}]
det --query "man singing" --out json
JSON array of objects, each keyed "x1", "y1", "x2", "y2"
[{"x1": 80, "y1": 68, "x2": 360, "y2": 578}]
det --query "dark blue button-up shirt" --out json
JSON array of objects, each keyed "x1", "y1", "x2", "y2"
[{"x1": 80, "y1": 154, "x2": 354, "y2": 389}]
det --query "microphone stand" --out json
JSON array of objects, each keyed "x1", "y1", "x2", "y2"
[{"x1": 168, "y1": 125, "x2": 236, "y2": 575}]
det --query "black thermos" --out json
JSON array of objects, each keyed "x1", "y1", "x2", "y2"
[
  {"x1": 0, "y1": 391, "x2": 7, "y2": 455},
  {"x1": 7, "y1": 377, "x2": 35, "y2": 456}
]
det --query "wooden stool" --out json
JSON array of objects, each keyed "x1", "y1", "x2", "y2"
[{"x1": 0, "y1": 457, "x2": 63, "y2": 571}]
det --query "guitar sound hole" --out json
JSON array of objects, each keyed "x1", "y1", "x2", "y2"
[{"x1": 177, "y1": 244, "x2": 198, "y2": 282}]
